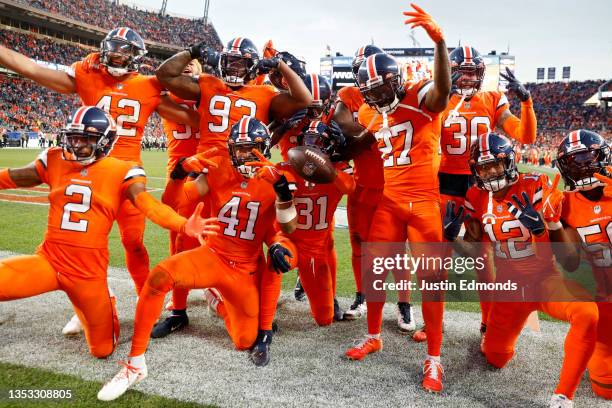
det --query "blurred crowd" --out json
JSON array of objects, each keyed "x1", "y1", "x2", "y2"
[{"x1": 18, "y1": 0, "x2": 220, "y2": 48}]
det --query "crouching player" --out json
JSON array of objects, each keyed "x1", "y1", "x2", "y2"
[
  {"x1": 98, "y1": 118, "x2": 297, "y2": 401},
  {"x1": 444, "y1": 132, "x2": 599, "y2": 408},
  {"x1": 0, "y1": 107, "x2": 217, "y2": 359},
  {"x1": 554, "y1": 129, "x2": 612, "y2": 400},
  {"x1": 270, "y1": 120, "x2": 355, "y2": 326}
]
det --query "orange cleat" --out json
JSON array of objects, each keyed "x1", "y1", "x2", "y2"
[
  {"x1": 412, "y1": 328, "x2": 427, "y2": 343},
  {"x1": 422, "y1": 358, "x2": 444, "y2": 393},
  {"x1": 345, "y1": 337, "x2": 382, "y2": 361}
]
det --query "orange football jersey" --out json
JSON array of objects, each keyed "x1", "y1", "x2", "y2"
[
  {"x1": 561, "y1": 191, "x2": 612, "y2": 301},
  {"x1": 439, "y1": 91, "x2": 509, "y2": 175},
  {"x1": 69, "y1": 55, "x2": 163, "y2": 164},
  {"x1": 357, "y1": 80, "x2": 441, "y2": 201},
  {"x1": 33, "y1": 147, "x2": 145, "y2": 250},
  {"x1": 162, "y1": 93, "x2": 200, "y2": 160},
  {"x1": 203, "y1": 156, "x2": 278, "y2": 272},
  {"x1": 197, "y1": 74, "x2": 278, "y2": 152},
  {"x1": 279, "y1": 162, "x2": 351, "y2": 251},
  {"x1": 464, "y1": 173, "x2": 555, "y2": 278},
  {"x1": 336, "y1": 85, "x2": 384, "y2": 189}
]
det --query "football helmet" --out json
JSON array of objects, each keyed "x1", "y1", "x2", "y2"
[
  {"x1": 298, "y1": 120, "x2": 342, "y2": 157},
  {"x1": 352, "y1": 45, "x2": 384, "y2": 80},
  {"x1": 449, "y1": 46, "x2": 485, "y2": 98},
  {"x1": 557, "y1": 129, "x2": 611, "y2": 191},
  {"x1": 219, "y1": 37, "x2": 260, "y2": 87},
  {"x1": 357, "y1": 53, "x2": 405, "y2": 114},
  {"x1": 60, "y1": 106, "x2": 117, "y2": 165},
  {"x1": 100, "y1": 27, "x2": 147, "y2": 77},
  {"x1": 228, "y1": 117, "x2": 272, "y2": 178},
  {"x1": 303, "y1": 74, "x2": 333, "y2": 119},
  {"x1": 469, "y1": 132, "x2": 518, "y2": 192},
  {"x1": 269, "y1": 51, "x2": 307, "y2": 91}
]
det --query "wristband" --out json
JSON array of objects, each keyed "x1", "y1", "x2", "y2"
[
  {"x1": 276, "y1": 204, "x2": 297, "y2": 224},
  {"x1": 546, "y1": 221, "x2": 563, "y2": 231}
]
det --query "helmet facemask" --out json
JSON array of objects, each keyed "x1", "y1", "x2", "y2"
[
  {"x1": 61, "y1": 130, "x2": 111, "y2": 166},
  {"x1": 452, "y1": 64, "x2": 485, "y2": 98},
  {"x1": 101, "y1": 38, "x2": 145, "y2": 77},
  {"x1": 360, "y1": 74, "x2": 403, "y2": 114},
  {"x1": 219, "y1": 53, "x2": 256, "y2": 87},
  {"x1": 557, "y1": 148, "x2": 610, "y2": 191},
  {"x1": 228, "y1": 139, "x2": 271, "y2": 178}
]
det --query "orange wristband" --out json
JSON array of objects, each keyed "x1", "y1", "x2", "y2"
[{"x1": 0, "y1": 169, "x2": 17, "y2": 190}]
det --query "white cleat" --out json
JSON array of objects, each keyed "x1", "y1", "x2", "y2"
[
  {"x1": 203, "y1": 288, "x2": 223, "y2": 317},
  {"x1": 62, "y1": 314, "x2": 83, "y2": 336},
  {"x1": 343, "y1": 292, "x2": 366, "y2": 320},
  {"x1": 549, "y1": 394, "x2": 573, "y2": 408},
  {"x1": 396, "y1": 302, "x2": 416, "y2": 333},
  {"x1": 98, "y1": 360, "x2": 148, "y2": 401},
  {"x1": 164, "y1": 300, "x2": 174, "y2": 311}
]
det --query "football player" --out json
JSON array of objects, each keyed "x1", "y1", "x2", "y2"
[
  {"x1": 0, "y1": 107, "x2": 217, "y2": 359},
  {"x1": 344, "y1": 4, "x2": 451, "y2": 393},
  {"x1": 97, "y1": 118, "x2": 298, "y2": 400},
  {"x1": 437, "y1": 45, "x2": 537, "y2": 338},
  {"x1": 161, "y1": 59, "x2": 203, "y2": 256},
  {"x1": 554, "y1": 129, "x2": 612, "y2": 401},
  {"x1": 444, "y1": 132, "x2": 599, "y2": 408},
  {"x1": 271, "y1": 121, "x2": 355, "y2": 325},
  {"x1": 152, "y1": 37, "x2": 311, "y2": 336},
  {"x1": 333, "y1": 45, "x2": 418, "y2": 330},
  {"x1": 0, "y1": 27, "x2": 200, "y2": 334}
]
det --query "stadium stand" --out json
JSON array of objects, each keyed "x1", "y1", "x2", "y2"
[{"x1": 14, "y1": 0, "x2": 220, "y2": 48}]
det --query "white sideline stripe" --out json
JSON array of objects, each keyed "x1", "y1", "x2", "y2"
[
  {"x1": 0, "y1": 198, "x2": 49, "y2": 206},
  {"x1": 3, "y1": 189, "x2": 49, "y2": 195}
]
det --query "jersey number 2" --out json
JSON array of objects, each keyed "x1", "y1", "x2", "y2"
[{"x1": 60, "y1": 184, "x2": 91, "y2": 232}]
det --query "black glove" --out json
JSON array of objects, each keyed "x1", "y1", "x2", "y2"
[
  {"x1": 170, "y1": 158, "x2": 189, "y2": 180},
  {"x1": 328, "y1": 121, "x2": 346, "y2": 149},
  {"x1": 506, "y1": 192, "x2": 545, "y2": 235},
  {"x1": 500, "y1": 67, "x2": 530, "y2": 102},
  {"x1": 269, "y1": 243, "x2": 293, "y2": 273},
  {"x1": 185, "y1": 42, "x2": 218, "y2": 66},
  {"x1": 443, "y1": 201, "x2": 465, "y2": 241},
  {"x1": 273, "y1": 174, "x2": 293, "y2": 202},
  {"x1": 255, "y1": 57, "x2": 281, "y2": 75},
  {"x1": 275, "y1": 109, "x2": 308, "y2": 136}
]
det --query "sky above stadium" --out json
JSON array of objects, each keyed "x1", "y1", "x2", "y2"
[{"x1": 137, "y1": 0, "x2": 611, "y2": 82}]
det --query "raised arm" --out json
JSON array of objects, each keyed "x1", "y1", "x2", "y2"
[
  {"x1": 403, "y1": 4, "x2": 451, "y2": 112},
  {"x1": 269, "y1": 60, "x2": 313, "y2": 120},
  {"x1": 497, "y1": 68, "x2": 537, "y2": 144},
  {"x1": 0, "y1": 45, "x2": 76, "y2": 94},
  {"x1": 156, "y1": 50, "x2": 201, "y2": 101}
]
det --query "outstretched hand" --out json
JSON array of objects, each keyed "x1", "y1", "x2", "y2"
[
  {"x1": 403, "y1": 3, "x2": 444, "y2": 43},
  {"x1": 542, "y1": 173, "x2": 563, "y2": 223},
  {"x1": 183, "y1": 202, "x2": 220, "y2": 243},
  {"x1": 245, "y1": 149, "x2": 283, "y2": 184},
  {"x1": 500, "y1": 67, "x2": 530, "y2": 102},
  {"x1": 181, "y1": 147, "x2": 220, "y2": 174},
  {"x1": 593, "y1": 166, "x2": 612, "y2": 197},
  {"x1": 506, "y1": 192, "x2": 545, "y2": 235}
]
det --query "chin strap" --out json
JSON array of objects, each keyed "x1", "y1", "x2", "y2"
[
  {"x1": 482, "y1": 191, "x2": 496, "y2": 225},
  {"x1": 448, "y1": 95, "x2": 467, "y2": 119}
]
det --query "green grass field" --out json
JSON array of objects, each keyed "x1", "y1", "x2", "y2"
[{"x1": 0, "y1": 148, "x2": 578, "y2": 406}]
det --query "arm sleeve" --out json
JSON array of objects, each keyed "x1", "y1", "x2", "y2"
[
  {"x1": 34, "y1": 149, "x2": 50, "y2": 184},
  {"x1": 501, "y1": 98, "x2": 537, "y2": 145},
  {"x1": 333, "y1": 164, "x2": 356, "y2": 195},
  {"x1": 161, "y1": 179, "x2": 202, "y2": 210},
  {"x1": 133, "y1": 191, "x2": 187, "y2": 233}
]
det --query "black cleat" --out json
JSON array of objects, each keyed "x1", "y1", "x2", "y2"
[
  {"x1": 151, "y1": 310, "x2": 189, "y2": 338},
  {"x1": 343, "y1": 292, "x2": 366, "y2": 320},
  {"x1": 250, "y1": 330, "x2": 273, "y2": 367},
  {"x1": 333, "y1": 298, "x2": 344, "y2": 321},
  {"x1": 294, "y1": 275, "x2": 306, "y2": 302}
]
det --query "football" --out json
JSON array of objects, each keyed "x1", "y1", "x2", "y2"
[{"x1": 287, "y1": 146, "x2": 336, "y2": 184}]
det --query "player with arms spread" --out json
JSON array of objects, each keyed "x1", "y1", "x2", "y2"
[
  {"x1": 0, "y1": 27, "x2": 200, "y2": 334},
  {"x1": 97, "y1": 118, "x2": 298, "y2": 400},
  {"x1": 553, "y1": 130, "x2": 612, "y2": 401},
  {"x1": 444, "y1": 132, "x2": 599, "y2": 408},
  {"x1": 152, "y1": 36, "x2": 311, "y2": 337},
  {"x1": 343, "y1": 3, "x2": 451, "y2": 393},
  {"x1": 0, "y1": 107, "x2": 217, "y2": 359}
]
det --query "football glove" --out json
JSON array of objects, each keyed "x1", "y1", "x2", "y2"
[
  {"x1": 506, "y1": 192, "x2": 545, "y2": 235},
  {"x1": 403, "y1": 3, "x2": 444, "y2": 43},
  {"x1": 594, "y1": 167, "x2": 612, "y2": 198},
  {"x1": 185, "y1": 42, "x2": 218, "y2": 66},
  {"x1": 443, "y1": 201, "x2": 465, "y2": 242},
  {"x1": 255, "y1": 57, "x2": 281, "y2": 75},
  {"x1": 500, "y1": 67, "x2": 530, "y2": 102},
  {"x1": 542, "y1": 174, "x2": 563, "y2": 223},
  {"x1": 269, "y1": 243, "x2": 294, "y2": 273}
]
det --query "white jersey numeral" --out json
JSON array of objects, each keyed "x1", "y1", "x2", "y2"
[
  {"x1": 60, "y1": 184, "x2": 92, "y2": 232},
  {"x1": 217, "y1": 196, "x2": 260, "y2": 240}
]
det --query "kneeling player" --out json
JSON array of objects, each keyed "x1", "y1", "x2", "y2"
[
  {"x1": 554, "y1": 130, "x2": 612, "y2": 400},
  {"x1": 98, "y1": 118, "x2": 298, "y2": 401},
  {"x1": 444, "y1": 132, "x2": 599, "y2": 408},
  {"x1": 0, "y1": 107, "x2": 216, "y2": 359}
]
